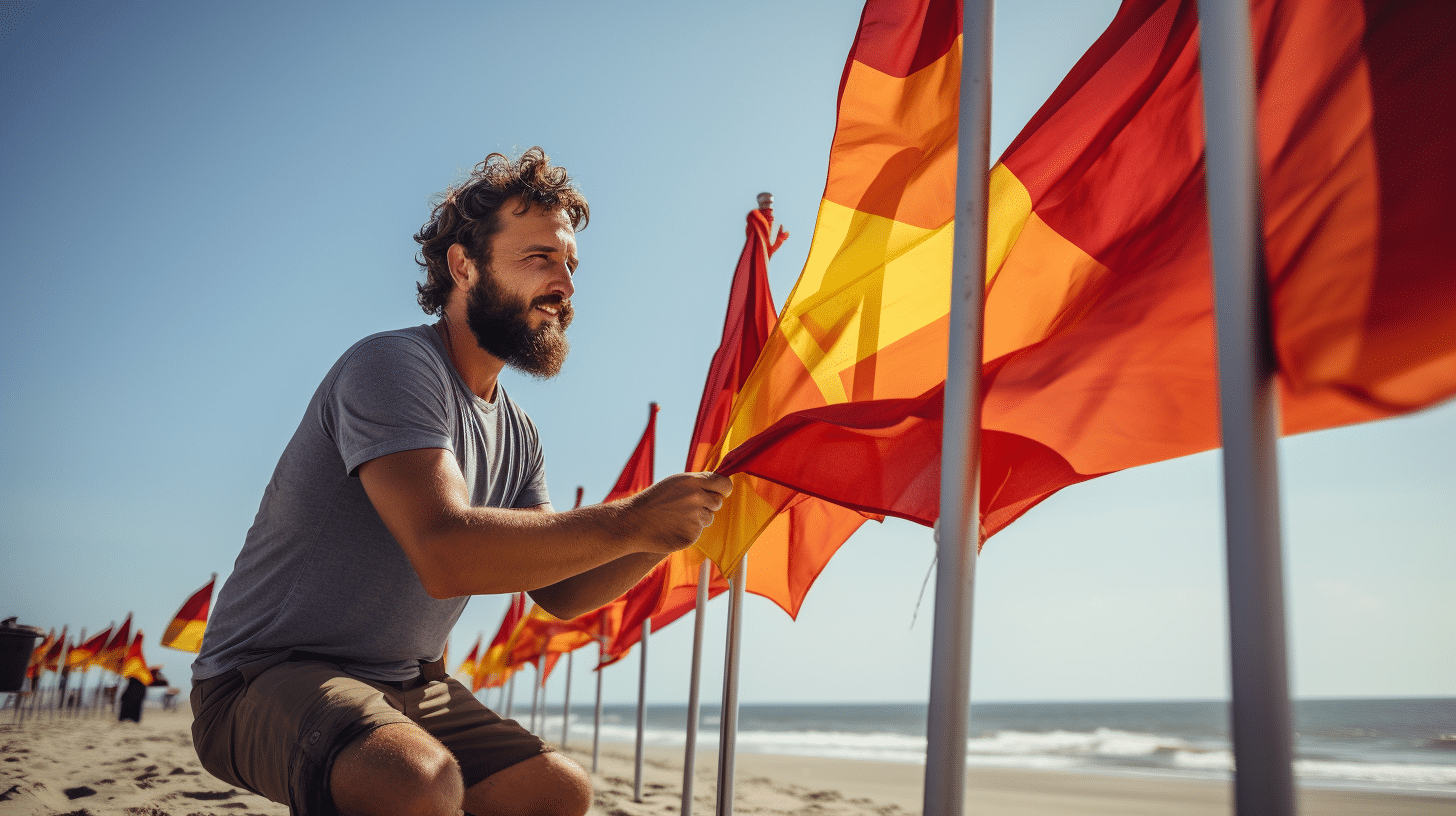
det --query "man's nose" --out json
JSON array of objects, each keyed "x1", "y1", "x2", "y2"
[{"x1": 550, "y1": 264, "x2": 575, "y2": 299}]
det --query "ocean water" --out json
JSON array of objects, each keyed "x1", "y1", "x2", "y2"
[{"x1": 524, "y1": 697, "x2": 1456, "y2": 796}]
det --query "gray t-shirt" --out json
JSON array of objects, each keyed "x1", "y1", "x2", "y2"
[{"x1": 193, "y1": 325, "x2": 550, "y2": 682}]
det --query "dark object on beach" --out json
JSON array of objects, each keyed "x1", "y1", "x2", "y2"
[
  {"x1": 118, "y1": 676, "x2": 146, "y2": 722},
  {"x1": 63, "y1": 785, "x2": 97, "y2": 799},
  {"x1": 0, "y1": 617, "x2": 44, "y2": 693}
]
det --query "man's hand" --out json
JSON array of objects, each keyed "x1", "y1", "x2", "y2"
[{"x1": 618, "y1": 472, "x2": 733, "y2": 553}]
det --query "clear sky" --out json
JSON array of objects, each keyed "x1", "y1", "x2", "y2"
[{"x1": 2, "y1": 0, "x2": 1451, "y2": 709}]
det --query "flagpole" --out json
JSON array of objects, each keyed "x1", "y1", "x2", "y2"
[
  {"x1": 680, "y1": 560, "x2": 711, "y2": 816},
  {"x1": 715, "y1": 556, "x2": 745, "y2": 816},
  {"x1": 923, "y1": 1, "x2": 992, "y2": 814},
  {"x1": 593, "y1": 638, "x2": 604, "y2": 773},
  {"x1": 633, "y1": 619, "x2": 649, "y2": 803},
  {"x1": 505, "y1": 671, "x2": 515, "y2": 719},
  {"x1": 561, "y1": 651, "x2": 573, "y2": 749},
  {"x1": 531, "y1": 662, "x2": 542, "y2": 733},
  {"x1": 1196, "y1": 2, "x2": 1297, "y2": 815},
  {"x1": 68, "y1": 629, "x2": 84, "y2": 717}
]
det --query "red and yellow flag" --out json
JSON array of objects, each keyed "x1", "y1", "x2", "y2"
[
  {"x1": 97, "y1": 614, "x2": 132, "y2": 675},
  {"x1": 26, "y1": 629, "x2": 55, "y2": 679},
  {"x1": 475, "y1": 591, "x2": 528, "y2": 690},
  {"x1": 454, "y1": 634, "x2": 482, "y2": 686},
  {"x1": 121, "y1": 630, "x2": 153, "y2": 687},
  {"x1": 705, "y1": 0, "x2": 1456, "y2": 560},
  {"x1": 41, "y1": 626, "x2": 67, "y2": 673},
  {"x1": 693, "y1": 0, "x2": 960, "y2": 580},
  {"x1": 67, "y1": 626, "x2": 112, "y2": 670},
  {"x1": 162, "y1": 575, "x2": 215, "y2": 653}
]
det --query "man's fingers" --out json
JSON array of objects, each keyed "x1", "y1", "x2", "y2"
[{"x1": 696, "y1": 471, "x2": 733, "y2": 497}]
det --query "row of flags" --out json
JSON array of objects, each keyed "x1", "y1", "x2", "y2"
[
  {"x1": 24, "y1": 575, "x2": 216, "y2": 690},
  {"x1": 443, "y1": 0, "x2": 1456, "y2": 726}
]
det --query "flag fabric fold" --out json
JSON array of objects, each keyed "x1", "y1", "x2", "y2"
[
  {"x1": 162, "y1": 576, "x2": 215, "y2": 653},
  {"x1": 706, "y1": 0, "x2": 1456, "y2": 562}
]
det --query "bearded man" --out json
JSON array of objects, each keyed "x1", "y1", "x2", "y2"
[{"x1": 190, "y1": 148, "x2": 731, "y2": 816}]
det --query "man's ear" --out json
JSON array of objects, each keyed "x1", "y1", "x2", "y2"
[{"x1": 446, "y1": 243, "x2": 476, "y2": 290}]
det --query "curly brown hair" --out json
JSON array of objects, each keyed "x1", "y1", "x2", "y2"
[{"x1": 414, "y1": 147, "x2": 589, "y2": 316}]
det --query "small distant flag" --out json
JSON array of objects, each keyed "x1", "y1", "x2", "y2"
[
  {"x1": 98, "y1": 614, "x2": 132, "y2": 675},
  {"x1": 454, "y1": 634, "x2": 482, "y2": 686},
  {"x1": 121, "y1": 631, "x2": 153, "y2": 687},
  {"x1": 162, "y1": 575, "x2": 216, "y2": 653},
  {"x1": 68, "y1": 626, "x2": 112, "y2": 670}
]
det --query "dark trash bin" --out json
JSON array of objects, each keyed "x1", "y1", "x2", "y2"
[{"x1": 0, "y1": 617, "x2": 45, "y2": 693}]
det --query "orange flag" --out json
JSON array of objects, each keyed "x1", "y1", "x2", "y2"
[
  {"x1": 708, "y1": 0, "x2": 1456, "y2": 552},
  {"x1": 162, "y1": 575, "x2": 215, "y2": 653},
  {"x1": 121, "y1": 630, "x2": 153, "y2": 687},
  {"x1": 68, "y1": 626, "x2": 111, "y2": 670}
]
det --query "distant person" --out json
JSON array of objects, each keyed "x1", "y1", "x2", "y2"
[
  {"x1": 118, "y1": 676, "x2": 145, "y2": 723},
  {"x1": 189, "y1": 147, "x2": 731, "y2": 816}
]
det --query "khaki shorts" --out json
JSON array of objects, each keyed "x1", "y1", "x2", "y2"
[{"x1": 190, "y1": 653, "x2": 548, "y2": 816}]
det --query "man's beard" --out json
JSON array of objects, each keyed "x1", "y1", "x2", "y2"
[{"x1": 463, "y1": 270, "x2": 572, "y2": 378}]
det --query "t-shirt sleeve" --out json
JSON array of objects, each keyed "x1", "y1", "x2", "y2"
[
  {"x1": 324, "y1": 335, "x2": 455, "y2": 476},
  {"x1": 511, "y1": 402, "x2": 552, "y2": 509}
]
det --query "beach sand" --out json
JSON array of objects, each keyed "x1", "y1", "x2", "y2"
[{"x1": 1, "y1": 708, "x2": 1450, "y2": 815}]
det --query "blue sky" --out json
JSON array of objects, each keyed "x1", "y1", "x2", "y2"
[{"x1": 2, "y1": 0, "x2": 1451, "y2": 708}]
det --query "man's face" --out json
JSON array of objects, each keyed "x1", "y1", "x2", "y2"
[{"x1": 462, "y1": 203, "x2": 578, "y2": 378}]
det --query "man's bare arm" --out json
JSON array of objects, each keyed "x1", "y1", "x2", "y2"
[{"x1": 357, "y1": 447, "x2": 729, "y2": 615}]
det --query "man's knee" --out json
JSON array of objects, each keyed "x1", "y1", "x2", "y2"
[
  {"x1": 465, "y1": 752, "x2": 592, "y2": 816},
  {"x1": 331, "y1": 723, "x2": 464, "y2": 816}
]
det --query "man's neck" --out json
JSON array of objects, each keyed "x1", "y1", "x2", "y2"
[{"x1": 434, "y1": 317, "x2": 504, "y2": 402}]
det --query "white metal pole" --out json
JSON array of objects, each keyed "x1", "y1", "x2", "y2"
[
  {"x1": 1196, "y1": 2, "x2": 1297, "y2": 814},
  {"x1": 531, "y1": 662, "x2": 542, "y2": 733},
  {"x1": 593, "y1": 639, "x2": 604, "y2": 773},
  {"x1": 681, "y1": 560, "x2": 711, "y2": 816},
  {"x1": 633, "y1": 619, "x2": 649, "y2": 803},
  {"x1": 561, "y1": 651, "x2": 573, "y2": 749},
  {"x1": 715, "y1": 557, "x2": 746, "y2": 816},
  {"x1": 922, "y1": 1, "x2": 992, "y2": 814},
  {"x1": 505, "y1": 671, "x2": 516, "y2": 719}
]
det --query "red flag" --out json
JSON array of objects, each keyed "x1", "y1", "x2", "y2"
[
  {"x1": 162, "y1": 575, "x2": 215, "y2": 653},
  {"x1": 713, "y1": 0, "x2": 1456, "y2": 547}
]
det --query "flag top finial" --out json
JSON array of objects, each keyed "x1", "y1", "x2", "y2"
[{"x1": 756, "y1": 192, "x2": 773, "y2": 209}]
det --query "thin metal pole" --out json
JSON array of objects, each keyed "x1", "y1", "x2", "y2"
[
  {"x1": 561, "y1": 651, "x2": 573, "y2": 749},
  {"x1": 593, "y1": 640, "x2": 604, "y2": 773},
  {"x1": 923, "y1": 1, "x2": 992, "y2": 814},
  {"x1": 681, "y1": 560, "x2": 711, "y2": 816},
  {"x1": 530, "y1": 662, "x2": 541, "y2": 733},
  {"x1": 633, "y1": 619, "x2": 649, "y2": 803},
  {"x1": 716, "y1": 557, "x2": 746, "y2": 816},
  {"x1": 505, "y1": 671, "x2": 515, "y2": 719},
  {"x1": 1196, "y1": 2, "x2": 1297, "y2": 814}
]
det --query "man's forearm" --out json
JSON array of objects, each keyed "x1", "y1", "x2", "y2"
[{"x1": 528, "y1": 551, "x2": 666, "y2": 620}]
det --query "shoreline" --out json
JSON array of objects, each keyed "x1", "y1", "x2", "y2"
[{"x1": 1, "y1": 710, "x2": 1451, "y2": 815}]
